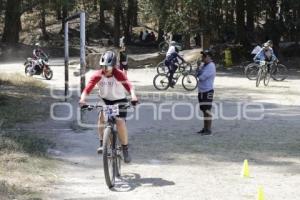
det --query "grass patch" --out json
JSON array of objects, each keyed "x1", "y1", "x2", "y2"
[
  {"x1": 0, "y1": 73, "x2": 57, "y2": 199},
  {"x1": 0, "y1": 131, "x2": 54, "y2": 155},
  {"x1": 0, "y1": 180, "x2": 34, "y2": 200},
  {"x1": 0, "y1": 131, "x2": 57, "y2": 199},
  {"x1": 0, "y1": 73, "x2": 50, "y2": 128}
]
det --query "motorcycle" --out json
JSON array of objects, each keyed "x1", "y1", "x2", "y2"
[{"x1": 24, "y1": 56, "x2": 53, "y2": 80}]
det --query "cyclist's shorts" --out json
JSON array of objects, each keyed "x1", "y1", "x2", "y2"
[
  {"x1": 102, "y1": 98, "x2": 128, "y2": 119},
  {"x1": 198, "y1": 90, "x2": 214, "y2": 112}
]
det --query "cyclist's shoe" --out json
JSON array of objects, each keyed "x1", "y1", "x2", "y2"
[
  {"x1": 200, "y1": 129, "x2": 212, "y2": 136},
  {"x1": 97, "y1": 146, "x2": 103, "y2": 154},
  {"x1": 122, "y1": 148, "x2": 131, "y2": 163},
  {"x1": 197, "y1": 128, "x2": 206, "y2": 134},
  {"x1": 170, "y1": 80, "x2": 176, "y2": 88}
]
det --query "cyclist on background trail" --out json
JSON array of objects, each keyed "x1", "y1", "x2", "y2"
[
  {"x1": 165, "y1": 41, "x2": 185, "y2": 88},
  {"x1": 253, "y1": 41, "x2": 278, "y2": 63},
  {"x1": 79, "y1": 51, "x2": 138, "y2": 163}
]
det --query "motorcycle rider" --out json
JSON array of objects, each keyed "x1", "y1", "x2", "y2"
[
  {"x1": 30, "y1": 43, "x2": 48, "y2": 74},
  {"x1": 33, "y1": 43, "x2": 48, "y2": 60}
]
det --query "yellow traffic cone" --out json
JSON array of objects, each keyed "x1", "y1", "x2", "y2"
[
  {"x1": 257, "y1": 186, "x2": 265, "y2": 200},
  {"x1": 241, "y1": 159, "x2": 250, "y2": 178}
]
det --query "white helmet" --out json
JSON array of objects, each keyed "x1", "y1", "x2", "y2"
[
  {"x1": 35, "y1": 42, "x2": 40, "y2": 47},
  {"x1": 99, "y1": 51, "x2": 117, "y2": 67},
  {"x1": 170, "y1": 41, "x2": 176, "y2": 46}
]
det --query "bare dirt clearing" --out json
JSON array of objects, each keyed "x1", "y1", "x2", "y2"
[{"x1": 1, "y1": 59, "x2": 300, "y2": 200}]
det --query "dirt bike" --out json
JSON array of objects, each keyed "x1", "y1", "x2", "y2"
[{"x1": 24, "y1": 56, "x2": 53, "y2": 80}]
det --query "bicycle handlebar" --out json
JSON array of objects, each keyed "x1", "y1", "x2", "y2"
[{"x1": 80, "y1": 102, "x2": 135, "y2": 111}]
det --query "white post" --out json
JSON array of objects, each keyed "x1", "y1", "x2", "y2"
[
  {"x1": 64, "y1": 21, "x2": 69, "y2": 102},
  {"x1": 80, "y1": 12, "x2": 86, "y2": 93}
]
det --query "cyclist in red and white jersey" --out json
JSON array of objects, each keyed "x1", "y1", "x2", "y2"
[{"x1": 79, "y1": 51, "x2": 138, "y2": 163}]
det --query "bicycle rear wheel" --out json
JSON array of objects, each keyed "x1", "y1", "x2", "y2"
[
  {"x1": 271, "y1": 64, "x2": 288, "y2": 81},
  {"x1": 264, "y1": 71, "x2": 271, "y2": 86},
  {"x1": 182, "y1": 73, "x2": 198, "y2": 91},
  {"x1": 256, "y1": 68, "x2": 263, "y2": 87},
  {"x1": 103, "y1": 128, "x2": 116, "y2": 188},
  {"x1": 153, "y1": 74, "x2": 170, "y2": 90},
  {"x1": 245, "y1": 63, "x2": 259, "y2": 80},
  {"x1": 156, "y1": 61, "x2": 169, "y2": 74}
]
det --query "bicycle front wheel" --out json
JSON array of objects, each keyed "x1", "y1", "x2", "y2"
[
  {"x1": 272, "y1": 64, "x2": 288, "y2": 81},
  {"x1": 116, "y1": 144, "x2": 122, "y2": 177},
  {"x1": 153, "y1": 74, "x2": 170, "y2": 90},
  {"x1": 182, "y1": 73, "x2": 198, "y2": 91},
  {"x1": 103, "y1": 128, "x2": 116, "y2": 188},
  {"x1": 245, "y1": 63, "x2": 259, "y2": 80},
  {"x1": 264, "y1": 71, "x2": 271, "y2": 86},
  {"x1": 256, "y1": 68, "x2": 263, "y2": 87}
]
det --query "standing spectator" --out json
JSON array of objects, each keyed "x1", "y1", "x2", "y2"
[
  {"x1": 139, "y1": 31, "x2": 143, "y2": 42},
  {"x1": 150, "y1": 31, "x2": 156, "y2": 42},
  {"x1": 120, "y1": 36, "x2": 125, "y2": 48},
  {"x1": 142, "y1": 30, "x2": 148, "y2": 42},
  {"x1": 196, "y1": 50, "x2": 216, "y2": 135},
  {"x1": 119, "y1": 46, "x2": 129, "y2": 76}
]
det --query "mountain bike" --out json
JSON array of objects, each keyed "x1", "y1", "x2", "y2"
[
  {"x1": 81, "y1": 103, "x2": 132, "y2": 188},
  {"x1": 153, "y1": 63, "x2": 197, "y2": 91},
  {"x1": 156, "y1": 60, "x2": 192, "y2": 74},
  {"x1": 256, "y1": 61, "x2": 273, "y2": 87},
  {"x1": 245, "y1": 61, "x2": 288, "y2": 81}
]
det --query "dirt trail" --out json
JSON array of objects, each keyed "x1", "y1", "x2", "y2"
[{"x1": 1, "y1": 60, "x2": 300, "y2": 200}]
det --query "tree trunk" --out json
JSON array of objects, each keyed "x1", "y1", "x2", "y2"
[
  {"x1": 125, "y1": 0, "x2": 134, "y2": 43},
  {"x1": 183, "y1": 33, "x2": 191, "y2": 49},
  {"x1": 113, "y1": 0, "x2": 121, "y2": 47},
  {"x1": 246, "y1": 0, "x2": 255, "y2": 44},
  {"x1": 157, "y1": 1, "x2": 167, "y2": 43},
  {"x1": 296, "y1": 4, "x2": 300, "y2": 44},
  {"x1": 2, "y1": 0, "x2": 21, "y2": 43},
  {"x1": 246, "y1": 0, "x2": 254, "y2": 32},
  {"x1": 41, "y1": 0, "x2": 49, "y2": 40},
  {"x1": 93, "y1": 0, "x2": 97, "y2": 11},
  {"x1": 132, "y1": 0, "x2": 138, "y2": 26},
  {"x1": 120, "y1": 0, "x2": 126, "y2": 37},
  {"x1": 56, "y1": 2, "x2": 62, "y2": 20},
  {"x1": 229, "y1": 0, "x2": 235, "y2": 25},
  {"x1": 236, "y1": 0, "x2": 246, "y2": 44},
  {"x1": 99, "y1": 0, "x2": 105, "y2": 26},
  {"x1": 0, "y1": 0, "x2": 3, "y2": 14}
]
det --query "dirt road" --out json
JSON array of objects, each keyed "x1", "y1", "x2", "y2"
[{"x1": 1, "y1": 59, "x2": 300, "y2": 200}]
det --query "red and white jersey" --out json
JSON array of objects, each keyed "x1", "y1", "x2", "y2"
[{"x1": 83, "y1": 68, "x2": 132, "y2": 101}]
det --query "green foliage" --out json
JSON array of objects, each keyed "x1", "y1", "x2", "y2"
[{"x1": 1, "y1": 0, "x2": 300, "y2": 44}]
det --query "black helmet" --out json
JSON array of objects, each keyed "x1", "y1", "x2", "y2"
[
  {"x1": 99, "y1": 51, "x2": 117, "y2": 67},
  {"x1": 201, "y1": 49, "x2": 213, "y2": 57}
]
